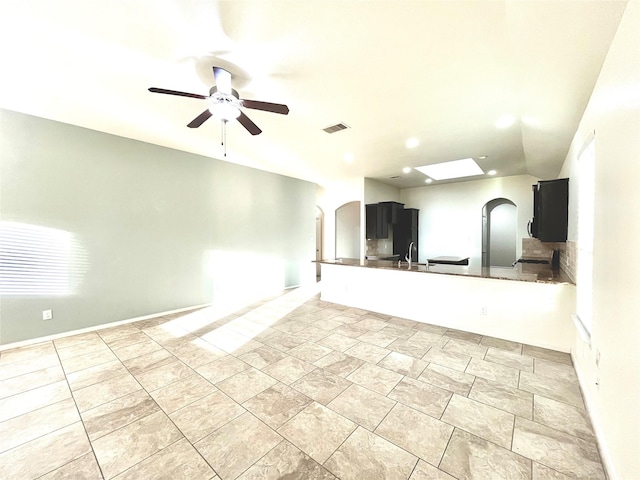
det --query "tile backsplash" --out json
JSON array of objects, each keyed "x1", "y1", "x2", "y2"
[
  {"x1": 562, "y1": 240, "x2": 576, "y2": 283},
  {"x1": 521, "y1": 238, "x2": 575, "y2": 283},
  {"x1": 522, "y1": 238, "x2": 565, "y2": 260},
  {"x1": 366, "y1": 238, "x2": 393, "y2": 256}
]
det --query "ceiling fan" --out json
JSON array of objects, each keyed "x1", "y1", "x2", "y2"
[{"x1": 148, "y1": 66, "x2": 289, "y2": 136}]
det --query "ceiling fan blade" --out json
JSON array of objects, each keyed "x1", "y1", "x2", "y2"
[
  {"x1": 241, "y1": 99, "x2": 289, "y2": 115},
  {"x1": 187, "y1": 109, "x2": 213, "y2": 128},
  {"x1": 213, "y1": 67, "x2": 232, "y2": 95},
  {"x1": 237, "y1": 111, "x2": 262, "y2": 135},
  {"x1": 148, "y1": 87, "x2": 208, "y2": 100}
]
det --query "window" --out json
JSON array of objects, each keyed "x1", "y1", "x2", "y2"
[{"x1": 575, "y1": 134, "x2": 595, "y2": 337}]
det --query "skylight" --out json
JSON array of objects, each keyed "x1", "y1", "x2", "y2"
[{"x1": 414, "y1": 158, "x2": 484, "y2": 180}]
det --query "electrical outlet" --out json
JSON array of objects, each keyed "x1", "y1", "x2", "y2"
[
  {"x1": 480, "y1": 306, "x2": 487, "y2": 315},
  {"x1": 42, "y1": 309, "x2": 53, "y2": 321}
]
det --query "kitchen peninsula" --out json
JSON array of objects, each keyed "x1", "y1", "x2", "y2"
[
  {"x1": 317, "y1": 258, "x2": 575, "y2": 352},
  {"x1": 320, "y1": 258, "x2": 572, "y2": 284}
]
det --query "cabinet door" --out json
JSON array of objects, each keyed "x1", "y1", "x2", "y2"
[
  {"x1": 376, "y1": 205, "x2": 389, "y2": 238},
  {"x1": 379, "y1": 201, "x2": 405, "y2": 224},
  {"x1": 366, "y1": 204, "x2": 377, "y2": 240},
  {"x1": 538, "y1": 179, "x2": 568, "y2": 241},
  {"x1": 394, "y1": 208, "x2": 419, "y2": 260},
  {"x1": 366, "y1": 204, "x2": 389, "y2": 239}
]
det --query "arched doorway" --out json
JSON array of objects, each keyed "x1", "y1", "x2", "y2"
[
  {"x1": 482, "y1": 198, "x2": 517, "y2": 267},
  {"x1": 335, "y1": 201, "x2": 361, "y2": 260}
]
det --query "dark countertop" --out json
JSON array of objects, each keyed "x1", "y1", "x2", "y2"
[{"x1": 317, "y1": 258, "x2": 574, "y2": 285}]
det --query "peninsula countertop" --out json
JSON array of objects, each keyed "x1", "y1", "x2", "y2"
[{"x1": 317, "y1": 258, "x2": 573, "y2": 285}]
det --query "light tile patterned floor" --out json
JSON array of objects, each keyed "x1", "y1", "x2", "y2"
[{"x1": 0, "y1": 288, "x2": 606, "y2": 479}]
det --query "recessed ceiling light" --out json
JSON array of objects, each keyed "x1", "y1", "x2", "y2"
[
  {"x1": 402, "y1": 167, "x2": 412, "y2": 174},
  {"x1": 405, "y1": 137, "x2": 419, "y2": 149},
  {"x1": 425, "y1": 178, "x2": 433, "y2": 184},
  {"x1": 343, "y1": 152, "x2": 354, "y2": 163},
  {"x1": 487, "y1": 170, "x2": 497, "y2": 176},
  {"x1": 478, "y1": 155, "x2": 488, "y2": 160},
  {"x1": 496, "y1": 115, "x2": 516, "y2": 129},
  {"x1": 414, "y1": 158, "x2": 484, "y2": 180}
]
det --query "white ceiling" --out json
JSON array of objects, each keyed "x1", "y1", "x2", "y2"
[{"x1": 0, "y1": 0, "x2": 628, "y2": 189}]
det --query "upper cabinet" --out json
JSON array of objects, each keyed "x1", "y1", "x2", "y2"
[
  {"x1": 530, "y1": 178, "x2": 569, "y2": 242},
  {"x1": 366, "y1": 201, "x2": 404, "y2": 239},
  {"x1": 366, "y1": 203, "x2": 387, "y2": 239},
  {"x1": 378, "y1": 201, "x2": 404, "y2": 225}
]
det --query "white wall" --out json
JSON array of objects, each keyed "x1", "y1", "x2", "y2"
[
  {"x1": 558, "y1": 2, "x2": 640, "y2": 478},
  {"x1": 400, "y1": 175, "x2": 538, "y2": 266},
  {"x1": 363, "y1": 178, "x2": 402, "y2": 204}
]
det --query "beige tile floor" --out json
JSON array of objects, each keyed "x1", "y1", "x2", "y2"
[{"x1": 0, "y1": 288, "x2": 606, "y2": 479}]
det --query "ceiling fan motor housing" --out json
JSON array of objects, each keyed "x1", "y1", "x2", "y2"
[
  {"x1": 208, "y1": 86, "x2": 242, "y2": 118},
  {"x1": 209, "y1": 86, "x2": 240, "y2": 100}
]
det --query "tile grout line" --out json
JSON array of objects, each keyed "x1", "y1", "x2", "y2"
[
  {"x1": 72, "y1": 323, "x2": 212, "y2": 479},
  {"x1": 53, "y1": 340, "x2": 107, "y2": 480},
  {"x1": 435, "y1": 426, "x2": 457, "y2": 472},
  {"x1": 103, "y1": 323, "x2": 222, "y2": 478}
]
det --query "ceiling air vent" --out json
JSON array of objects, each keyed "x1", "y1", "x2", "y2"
[{"x1": 323, "y1": 122, "x2": 350, "y2": 134}]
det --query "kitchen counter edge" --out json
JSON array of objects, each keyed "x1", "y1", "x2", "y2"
[{"x1": 316, "y1": 259, "x2": 574, "y2": 285}]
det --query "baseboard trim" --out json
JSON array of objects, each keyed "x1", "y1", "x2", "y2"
[
  {"x1": 571, "y1": 351, "x2": 617, "y2": 480},
  {"x1": 0, "y1": 303, "x2": 211, "y2": 352}
]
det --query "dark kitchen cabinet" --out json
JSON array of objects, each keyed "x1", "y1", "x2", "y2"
[
  {"x1": 366, "y1": 203, "x2": 388, "y2": 239},
  {"x1": 378, "y1": 201, "x2": 405, "y2": 224},
  {"x1": 530, "y1": 178, "x2": 569, "y2": 242},
  {"x1": 394, "y1": 208, "x2": 419, "y2": 261}
]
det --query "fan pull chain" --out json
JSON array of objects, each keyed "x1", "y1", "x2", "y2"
[{"x1": 221, "y1": 120, "x2": 227, "y2": 157}]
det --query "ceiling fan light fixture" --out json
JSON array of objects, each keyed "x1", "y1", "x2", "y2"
[{"x1": 209, "y1": 102, "x2": 241, "y2": 121}]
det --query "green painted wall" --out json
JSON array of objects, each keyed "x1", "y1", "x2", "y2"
[{"x1": 0, "y1": 109, "x2": 316, "y2": 344}]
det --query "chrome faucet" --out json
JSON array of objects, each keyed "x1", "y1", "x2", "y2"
[{"x1": 405, "y1": 242, "x2": 414, "y2": 269}]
